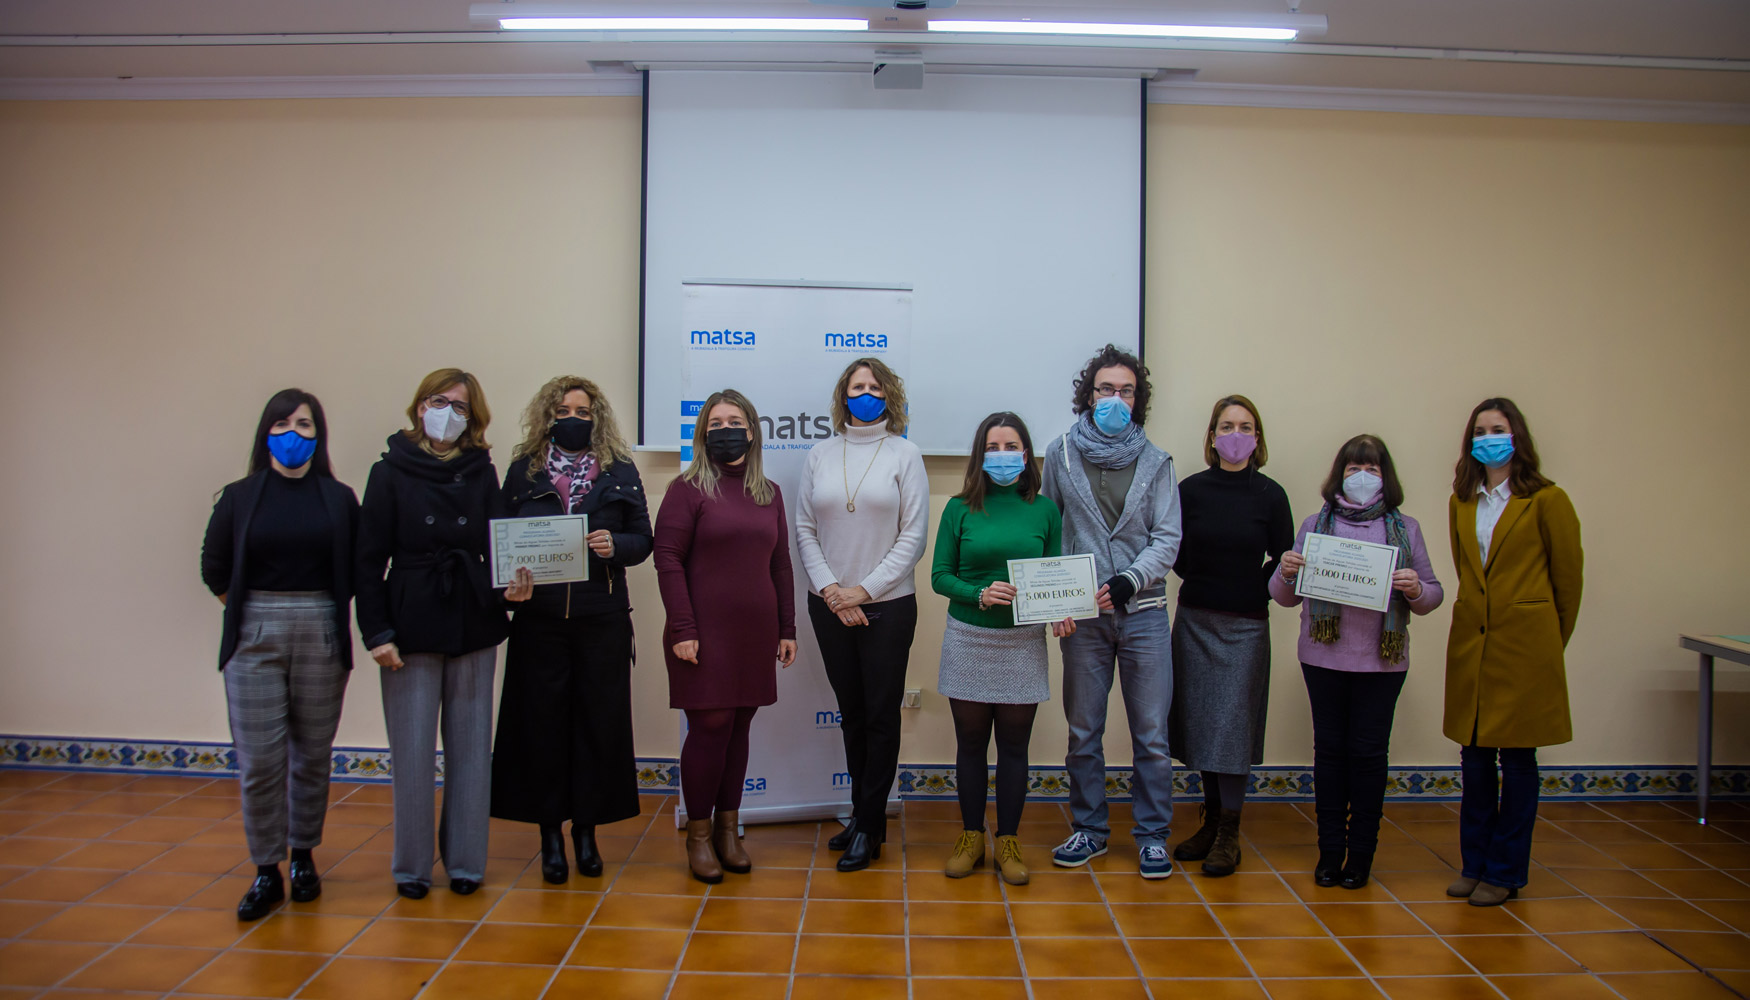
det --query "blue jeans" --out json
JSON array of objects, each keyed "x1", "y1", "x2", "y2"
[
  {"x1": 1459, "y1": 745, "x2": 1540, "y2": 889},
  {"x1": 1060, "y1": 605, "x2": 1174, "y2": 847}
]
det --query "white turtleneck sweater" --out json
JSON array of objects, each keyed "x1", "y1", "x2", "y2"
[{"x1": 795, "y1": 420, "x2": 929, "y2": 602}]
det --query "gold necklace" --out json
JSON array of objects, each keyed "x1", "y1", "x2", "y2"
[{"x1": 843, "y1": 434, "x2": 885, "y2": 513}]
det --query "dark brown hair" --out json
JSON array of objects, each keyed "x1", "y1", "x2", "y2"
[
  {"x1": 955, "y1": 411, "x2": 1039, "y2": 513},
  {"x1": 1320, "y1": 434, "x2": 1404, "y2": 511},
  {"x1": 249, "y1": 388, "x2": 334, "y2": 479},
  {"x1": 1071, "y1": 344, "x2": 1152, "y2": 425},
  {"x1": 1203, "y1": 394, "x2": 1268, "y2": 469},
  {"x1": 1452, "y1": 397, "x2": 1554, "y2": 498}
]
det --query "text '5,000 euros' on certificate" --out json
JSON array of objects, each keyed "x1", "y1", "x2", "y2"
[
  {"x1": 490, "y1": 515, "x2": 589, "y2": 588},
  {"x1": 1007, "y1": 554, "x2": 1102, "y2": 626},
  {"x1": 1293, "y1": 532, "x2": 1397, "y2": 613}
]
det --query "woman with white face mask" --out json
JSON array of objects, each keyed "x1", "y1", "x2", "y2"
[
  {"x1": 1271, "y1": 434, "x2": 1443, "y2": 892},
  {"x1": 356, "y1": 368, "x2": 524, "y2": 900}
]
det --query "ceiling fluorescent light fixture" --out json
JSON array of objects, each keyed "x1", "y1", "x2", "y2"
[
  {"x1": 498, "y1": 16, "x2": 867, "y2": 31},
  {"x1": 928, "y1": 20, "x2": 1298, "y2": 41}
]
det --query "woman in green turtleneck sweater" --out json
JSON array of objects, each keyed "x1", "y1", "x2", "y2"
[{"x1": 931, "y1": 411, "x2": 1074, "y2": 887}]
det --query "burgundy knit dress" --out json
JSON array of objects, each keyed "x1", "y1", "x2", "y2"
[{"x1": 654, "y1": 462, "x2": 796, "y2": 710}]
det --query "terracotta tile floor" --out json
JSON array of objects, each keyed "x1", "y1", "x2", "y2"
[{"x1": 1, "y1": 768, "x2": 1748, "y2": 999}]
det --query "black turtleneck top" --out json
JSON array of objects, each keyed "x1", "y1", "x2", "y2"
[
  {"x1": 1172, "y1": 465, "x2": 1294, "y2": 616},
  {"x1": 244, "y1": 470, "x2": 333, "y2": 591}
]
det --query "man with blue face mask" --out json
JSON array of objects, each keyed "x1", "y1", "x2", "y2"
[{"x1": 1040, "y1": 344, "x2": 1183, "y2": 878}]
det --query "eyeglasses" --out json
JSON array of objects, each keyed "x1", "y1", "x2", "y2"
[
  {"x1": 1093, "y1": 385, "x2": 1136, "y2": 400},
  {"x1": 426, "y1": 395, "x2": 471, "y2": 418}
]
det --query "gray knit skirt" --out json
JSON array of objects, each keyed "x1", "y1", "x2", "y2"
[
  {"x1": 1168, "y1": 605, "x2": 1271, "y2": 773},
  {"x1": 937, "y1": 616, "x2": 1050, "y2": 704}
]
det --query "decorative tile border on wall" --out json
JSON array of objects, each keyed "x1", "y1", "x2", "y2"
[{"x1": 2, "y1": 734, "x2": 1743, "y2": 800}]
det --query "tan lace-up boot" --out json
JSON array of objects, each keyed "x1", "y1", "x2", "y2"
[
  {"x1": 995, "y1": 835, "x2": 1029, "y2": 885},
  {"x1": 945, "y1": 830, "x2": 985, "y2": 878}
]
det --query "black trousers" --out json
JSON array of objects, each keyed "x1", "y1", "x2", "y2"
[
  {"x1": 490, "y1": 609, "x2": 640, "y2": 828},
  {"x1": 1300, "y1": 663, "x2": 1407, "y2": 862},
  {"x1": 807, "y1": 592, "x2": 918, "y2": 840}
]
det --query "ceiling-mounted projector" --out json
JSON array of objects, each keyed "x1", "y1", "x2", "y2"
[{"x1": 811, "y1": 0, "x2": 957, "y2": 8}]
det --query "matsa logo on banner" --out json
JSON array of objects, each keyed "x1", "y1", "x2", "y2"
[{"x1": 677, "y1": 280, "x2": 912, "y2": 826}]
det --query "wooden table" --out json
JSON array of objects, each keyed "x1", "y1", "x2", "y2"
[{"x1": 1679, "y1": 633, "x2": 1750, "y2": 824}]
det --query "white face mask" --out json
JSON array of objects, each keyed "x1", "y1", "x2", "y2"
[
  {"x1": 1342, "y1": 470, "x2": 1383, "y2": 506},
  {"x1": 422, "y1": 404, "x2": 468, "y2": 445}
]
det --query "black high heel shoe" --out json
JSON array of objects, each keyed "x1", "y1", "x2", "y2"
[
  {"x1": 237, "y1": 870, "x2": 285, "y2": 921},
  {"x1": 827, "y1": 820, "x2": 856, "y2": 852},
  {"x1": 1313, "y1": 852, "x2": 1344, "y2": 888},
  {"x1": 836, "y1": 832, "x2": 882, "y2": 873},
  {"x1": 1339, "y1": 852, "x2": 1373, "y2": 890},
  {"x1": 572, "y1": 824, "x2": 603, "y2": 878},
  {"x1": 539, "y1": 824, "x2": 569, "y2": 884}
]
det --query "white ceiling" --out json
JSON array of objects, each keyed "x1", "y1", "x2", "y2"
[{"x1": 2, "y1": 0, "x2": 1748, "y2": 107}]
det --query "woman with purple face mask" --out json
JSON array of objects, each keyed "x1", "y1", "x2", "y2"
[{"x1": 1168, "y1": 395, "x2": 1293, "y2": 876}]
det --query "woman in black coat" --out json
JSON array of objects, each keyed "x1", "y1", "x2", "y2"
[
  {"x1": 356, "y1": 368, "x2": 527, "y2": 898},
  {"x1": 490, "y1": 376, "x2": 653, "y2": 882},
  {"x1": 201, "y1": 388, "x2": 358, "y2": 921}
]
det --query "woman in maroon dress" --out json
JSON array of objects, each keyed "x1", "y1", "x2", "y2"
[{"x1": 654, "y1": 388, "x2": 798, "y2": 883}]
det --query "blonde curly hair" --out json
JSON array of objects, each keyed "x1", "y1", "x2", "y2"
[{"x1": 512, "y1": 376, "x2": 633, "y2": 479}]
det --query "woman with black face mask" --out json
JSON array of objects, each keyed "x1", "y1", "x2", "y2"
[
  {"x1": 489, "y1": 376, "x2": 653, "y2": 883},
  {"x1": 200, "y1": 388, "x2": 359, "y2": 921},
  {"x1": 654, "y1": 388, "x2": 797, "y2": 884}
]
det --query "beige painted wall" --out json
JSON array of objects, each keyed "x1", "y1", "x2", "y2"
[{"x1": 2, "y1": 97, "x2": 1745, "y2": 771}]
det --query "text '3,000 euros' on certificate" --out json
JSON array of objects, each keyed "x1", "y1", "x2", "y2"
[
  {"x1": 490, "y1": 515, "x2": 589, "y2": 588},
  {"x1": 1293, "y1": 532, "x2": 1397, "y2": 613}
]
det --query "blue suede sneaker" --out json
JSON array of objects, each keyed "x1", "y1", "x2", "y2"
[
  {"x1": 1139, "y1": 843, "x2": 1175, "y2": 880},
  {"x1": 1050, "y1": 831, "x2": 1108, "y2": 868}
]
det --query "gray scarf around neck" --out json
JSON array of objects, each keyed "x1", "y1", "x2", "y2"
[{"x1": 1067, "y1": 412, "x2": 1149, "y2": 470}]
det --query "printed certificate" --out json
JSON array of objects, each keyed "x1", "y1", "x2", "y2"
[
  {"x1": 1007, "y1": 553, "x2": 1101, "y2": 626},
  {"x1": 1293, "y1": 532, "x2": 1398, "y2": 612},
  {"x1": 490, "y1": 515, "x2": 589, "y2": 588}
]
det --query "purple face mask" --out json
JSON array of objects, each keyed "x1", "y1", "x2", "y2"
[{"x1": 1213, "y1": 431, "x2": 1257, "y2": 466}]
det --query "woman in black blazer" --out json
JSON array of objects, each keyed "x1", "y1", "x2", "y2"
[
  {"x1": 490, "y1": 376, "x2": 653, "y2": 882},
  {"x1": 356, "y1": 368, "x2": 526, "y2": 898},
  {"x1": 201, "y1": 388, "x2": 359, "y2": 921}
]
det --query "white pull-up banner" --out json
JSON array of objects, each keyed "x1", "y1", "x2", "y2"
[{"x1": 676, "y1": 279, "x2": 912, "y2": 825}]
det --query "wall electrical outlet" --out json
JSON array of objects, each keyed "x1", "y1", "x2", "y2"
[{"x1": 902, "y1": 689, "x2": 922, "y2": 709}]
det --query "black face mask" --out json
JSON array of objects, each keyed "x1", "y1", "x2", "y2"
[
  {"x1": 550, "y1": 416, "x2": 593, "y2": 452},
  {"x1": 704, "y1": 427, "x2": 751, "y2": 463}
]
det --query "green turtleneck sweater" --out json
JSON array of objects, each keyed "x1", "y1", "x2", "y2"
[{"x1": 931, "y1": 483, "x2": 1062, "y2": 629}]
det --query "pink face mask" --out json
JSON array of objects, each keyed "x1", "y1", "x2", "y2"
[{"x1": 1213, "y1": 431, "x2": 1257, "y2": 466}]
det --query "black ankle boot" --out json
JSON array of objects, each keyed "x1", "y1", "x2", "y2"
[
  {"x1": 572, "y1": 824, "x2": 603, "y2": 878},
  {"x1": 827, "y1": 819, "x2": 856, "y2": 852},
  {"x1": 1313, "y1": 851, "x2": 1344, "y2": 888},
  {"x1": 288, "y1": 852, "x2": 321, "y2": 903},
  {"x1": 836, "y1": 831, "x2": 882, "y2": 872},
  {"x1": 1339, "y1": 852, "x2": 1373, "y2": 890},
  {"x1": 1173, "y1": 778, "x2": 1224, "y2": 862},
  {"x1": 540, "y1": 824, "x2": 568, "y2": 884},
  {"x1": 237, "y1": 868, "x2": 285, "y2": 921}
]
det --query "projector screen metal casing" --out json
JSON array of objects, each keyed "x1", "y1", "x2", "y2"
[{"x1": 641, "y1": 70, "x2": 1142, "y2": 454}]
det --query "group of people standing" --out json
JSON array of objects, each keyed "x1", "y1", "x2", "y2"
[{"x1": 200, "y1": 346, "x2": 1581, "y2": 923}]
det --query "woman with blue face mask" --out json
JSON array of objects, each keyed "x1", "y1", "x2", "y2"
[
  {"x1": 1271, "y1": 434, "x2": 1444, "y2": 891},
  {"x1": 200, "y1": 389, "x2": 360, "y2": 921},
  {"x1": 930, "y1": 412, "x2": 1074, "y2": 886},
  {"x1": 795, "y1": 358, "x2": 929, "y2": 872},
  {"x1": 1442, "y1": 398, "x2": 1582, "y2": 907}
]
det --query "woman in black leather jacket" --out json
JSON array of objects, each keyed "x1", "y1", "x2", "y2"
[{"x1": 489, "y1": 376, "x2": 654, "y2": 882}]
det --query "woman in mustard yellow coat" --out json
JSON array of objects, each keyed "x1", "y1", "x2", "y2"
[{"x1": 1443, "y1": 397, "x2": 1583, "y2": 907}]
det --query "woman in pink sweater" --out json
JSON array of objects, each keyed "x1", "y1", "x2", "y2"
[{"x1": 1270, "y1": 434, "x2": 1443, "y2": 891}]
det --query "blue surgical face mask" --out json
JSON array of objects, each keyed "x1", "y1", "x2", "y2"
[
  {"x1": 267, "y1": 429, "x2": 318, "y2": 470},
  {"x1": 1092, "y1": 395, "x2": 1132, "y2": 435},
  {"x1": 1471, "y1": 433, "x2": 1514, "y2": 469},
  {"x1": 983, "y1": 451, "x2": 1027, "y2": 486},
  {"x1": 845, "y1": 392, "x2": 887, "y2": 424}
]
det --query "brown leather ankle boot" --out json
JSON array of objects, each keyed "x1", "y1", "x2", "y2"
[
  {"x1": 1200, "y1": 809, "x2": 1243, "y2": 877},
  {"x1": 713, "y1": 810, "x2": 752, "y2": 874},
  {"x1": 686, "y1": 818, "x2": 723, "y2": 884}
]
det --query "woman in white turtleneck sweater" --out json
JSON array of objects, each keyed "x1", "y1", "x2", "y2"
[{"x1": 796, "y1": 357, "x2": 930, "y2": 873}]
